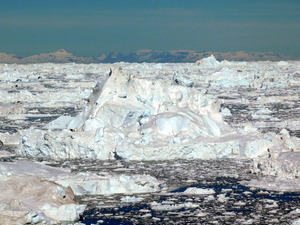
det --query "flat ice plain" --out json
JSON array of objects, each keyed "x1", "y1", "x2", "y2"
[{"x1": 0, "y1": 56, "x2": 299, "y2": 224}]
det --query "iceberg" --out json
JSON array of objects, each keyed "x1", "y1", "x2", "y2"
[{"x1": 17, "y1": 65, "x2": 279, "y2": 161}]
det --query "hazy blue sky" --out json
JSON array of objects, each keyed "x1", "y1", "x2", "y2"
[{"x1": 0, "y1": 0, "x2": 299, "y2": 57}]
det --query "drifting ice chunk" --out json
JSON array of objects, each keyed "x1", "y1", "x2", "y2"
[
  {"x1": 56, "y1": 173, "x2": 165, "y2": 196},
  {"x1": 252, "y1": 152, "x2": 300, "y2": 179},
  {"x1": 183, "y1": 187, "x2": 215, "y2": 195},
  {"x1": 121, "y1": 196, "x2": 144, "y2": 203},
  {"x1": 196, "y1": 55, "x2": 220, "y2": 67}
]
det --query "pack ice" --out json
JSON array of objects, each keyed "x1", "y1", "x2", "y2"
[
  {"x1": 17, "y1": 56, "x2": 298, "y2": 161},
  {"x1": 1, "y1": 56, "x2": 300, "y2": 224}
]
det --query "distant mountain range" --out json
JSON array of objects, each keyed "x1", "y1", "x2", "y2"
[{"x1": 0, "y1": 49, "x2": 298, "y2": 64}]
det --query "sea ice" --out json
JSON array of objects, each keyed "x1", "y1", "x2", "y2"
[{"x1": 1, "y1": 57, "x2": 299, "y2": 197}]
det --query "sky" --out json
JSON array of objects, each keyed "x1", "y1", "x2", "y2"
[{"x1": 0, "y1": 0, "x2": 299, "y2": 57}]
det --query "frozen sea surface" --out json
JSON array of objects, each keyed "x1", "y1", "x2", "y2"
[{"x1": 0, "y1": 60, "x2": 299, "y2": 224}]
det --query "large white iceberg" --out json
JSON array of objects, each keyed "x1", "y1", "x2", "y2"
[{"x1": 17, "y1": 65, "x2": 278, "y2": 160}]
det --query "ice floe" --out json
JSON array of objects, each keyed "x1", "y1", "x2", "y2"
[{"x1": 183, "y1": 187, "x2": 215, "y2": 195}]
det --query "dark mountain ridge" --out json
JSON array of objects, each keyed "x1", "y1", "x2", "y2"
[{"x1": 0, "y1": 49, "x2": 298, "y2": 64}]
